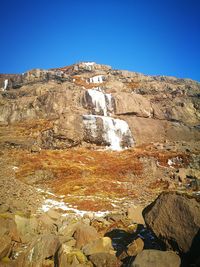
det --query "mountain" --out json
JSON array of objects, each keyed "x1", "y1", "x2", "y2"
[{"x1": 0, "y1": 62, "x2": 199, "y2": 266}]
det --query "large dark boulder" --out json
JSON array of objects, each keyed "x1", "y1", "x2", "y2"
[{"x1": 143, "y1": 192, "x2": 200, "y2": 264}]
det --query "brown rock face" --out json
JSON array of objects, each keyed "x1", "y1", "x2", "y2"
[
  {"x1": 143, "y1": 192, "x2": 200, "y2": 253},
  {"x1": 127, "y1": 238, "x2": 144, "y2": 256},
  {"x1": 82, "y1": 237, "x2": 115, "y2": 256},
  {"x1": 132, "y1": 250, "x2": 181, "y2": 267},
  {"x1": 74, "y1": 223, "x2": 100, "y2": 249},
  {"x1": 0, "y1": 62, "x2": 200, "y2": 148},
  {"x1": 89, "y1": 253, "x2": 121, "y2": 267}
]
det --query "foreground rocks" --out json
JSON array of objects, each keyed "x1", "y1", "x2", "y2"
[{"x1": 2, "y1": 190, "x2": 200, "y2": 266}]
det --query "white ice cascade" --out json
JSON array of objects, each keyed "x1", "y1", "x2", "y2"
[
  {"x1": 86, "y1": 88, "x2": 113, "y2": 116},
  {"x1": 3, "y1": 79, "x2": 8, "y2": 91},
  {"x1": 83, "y1": 87, "x2": 134, "y2": 150}
]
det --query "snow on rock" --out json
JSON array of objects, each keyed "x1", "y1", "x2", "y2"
[
  {"x1": 84, "y1": 62, "x2": 95, "y2": 66},
  {"x1": 83, "y1": 115, "x2": 134, "y2": 150},
  {"x1": 89, "y1": 75, "x2": 104, "y2": 84}
]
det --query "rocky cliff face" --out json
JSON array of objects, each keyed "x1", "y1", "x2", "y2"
[
  {"x1": 0, "y1": 62, "x2": 200, "y2": 267},
  {"x1": 0, "y1": 62, "x2": 199, "y2": 150}
]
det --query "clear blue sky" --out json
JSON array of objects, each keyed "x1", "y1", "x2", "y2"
[{"x1": 0, "y1": 0, "x2": 200, "y2": 81}]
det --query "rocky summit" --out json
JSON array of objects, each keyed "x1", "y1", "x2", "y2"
[{"x1": 0, "y1": 62, "x2": 200, "y2": 267}]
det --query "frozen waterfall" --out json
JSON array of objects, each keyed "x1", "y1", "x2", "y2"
[
  {"x1": 83, "y1": 115, "x2": 134, "y2": 151},
  {"x1": 3, "y1": 79, "x2": 8, "y2": 91},
  {"x1": 83, "y1": 86, "x2": 134, "y2": 150},
  {"x1": 86, "y1": 89, "x2": 113, "y2": 116}
]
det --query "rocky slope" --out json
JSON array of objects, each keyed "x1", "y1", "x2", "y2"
[{"x1": 0, "y1": 62, "x2": 200, "y2": 266}]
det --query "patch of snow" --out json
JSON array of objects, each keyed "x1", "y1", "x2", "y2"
[
  {"x1": 89, "y1": 75, "x2": 104, "y2": 84},
  {"x1": 28, "y1": 247, "x2": 34, "y2": 262},
  {"x1": 40, "y1": 198, "x2": 109, "y2": 217},
  {"x1": 84, "y1": 62, "x2": 95, "y2": 66},
  {"x1": 167, "y1": 159, "x2": 173, "y2": 166}
]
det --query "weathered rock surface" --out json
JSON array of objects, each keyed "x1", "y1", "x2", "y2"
[
  {"x1": 89, "y1": 252, "x2": 121, "y2": 267},
  {"x1": 73, "y1": 223, "x2": 100, "y2": 249},
  {"x1": 143, "y1": 192, "x2": 200, "y2": 253},
  {"x1": 127, "y1": 237, "x2": 144, "y2": 256},
  {"x1": 82, "y1": 237, "x2": 115, "y2": 256},
  {"x1": 0, "y1": 62, "x2": 199, "y2": 147},
  {"x1": 132, "y1": 249, "x2": 181, "y2": 267}
]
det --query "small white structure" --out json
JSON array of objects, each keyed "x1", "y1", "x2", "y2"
[{"x1": 89, "y1": 75, "x2": 104, "y2": 84}]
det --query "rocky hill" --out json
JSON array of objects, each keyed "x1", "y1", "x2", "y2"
[{"x1": 0, "y1": 62, "x2": 200, "y2": 266}]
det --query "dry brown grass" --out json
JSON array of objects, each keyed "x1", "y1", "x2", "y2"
[{"x1": 7, "y1": 143, "x2": 190, "y2": 211}]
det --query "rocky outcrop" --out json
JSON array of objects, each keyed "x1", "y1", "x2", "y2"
[
  {"x1": 143, "y1": 192, "x2": 200, "y2": 256},
  {"x1": 0, "y1": 61, "x2": 200, "y2": 148}
]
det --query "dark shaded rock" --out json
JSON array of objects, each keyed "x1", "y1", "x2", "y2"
[{"x1": 143, "y1": 192, "x2": 200, "y2": 254}]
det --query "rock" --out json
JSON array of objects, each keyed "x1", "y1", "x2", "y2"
[
  {"x1": 143, "y1": 192, "x2": 200, "y2": 253},
  {"x1": 82, "y1": 237, "x2": 115, "y2": 256},
  {"x1": 14, "y1": 215, "x2": 38, "y2": 243},
  {"x1": 0, "y1": 216, "x2": 20, "y2": 242},
  {"x1": 58, "y1": 222, "x2": 79, "y2": 238},
  {"x1": 19, "y1": 234, "x2": 60, "y2": 266},
  {"x1": 127, "y1": 237, "x2": 144, "y2": 256},
  {"x1": 0, "y1": 235, "x2": 12, "y2": 259},
  {"x1": 58, "y1": 244, "x2": 91, "y2": 267},
  {"x1": 178, "y1": 168, "x2": 200, "y2": 183},
  {"x1": 0, "y1": 204, "x2": 10, "y2": 213},
  {"x1": 127, "y1": 205, "x2": 145, "y2": 224},
  {"x1": 74, "y1": 223, "x2": 100, "y2": 249},
  {"x1": 89, "y1": 252, "x2": 121, "y2": 267},
  {"x1": 115, "y1": 92, "x2": 153, "y2": 118},
  {"x1": 132, "y1": 249, "x2": 181, "y2": 267},
  {"x1": 46, "y1": 209, "x2": 61, "y2": 220}
]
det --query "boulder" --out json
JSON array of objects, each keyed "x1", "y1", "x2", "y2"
[
  {"x1": 132, "y1": 249, "x2": 181, "y2": 267},
  {"x1": 14, "y1": 215, "x2": 38, "y2": 243},
  {"x1": 18, "y1": 234, "x2": 60, "y2": 266},
  {"x1": 143, "y1": 192, "x2": 200, "y2": 253},
  {"x1": 58, "y1": 244, "x2": 92, "y2": 267},
  {"x1": 73, "y1": 223, "x2": 100, "y2": 249},
  {"x1": 127, "y1": 205, "x2": 145, "y2": 224},
  {"x1": 127, "y1": 238, "x2": 144, "y2": 256},
  {"x1": 114, "y1": 92, "x2": 153, "y2": 118},
  {"x1": 89, "y1": 252, "x2": 121, "y2": 267},
  {"x1": 0, "y1": 235, "x2": 12, "y2": 259},
  {"x1": 82, "y1": 237, "x2": 115, "y2": 256}
]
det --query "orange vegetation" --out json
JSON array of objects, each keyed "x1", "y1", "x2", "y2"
[{"x1": 9, "y1": 144, "x2": 190, "y2": 211}]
